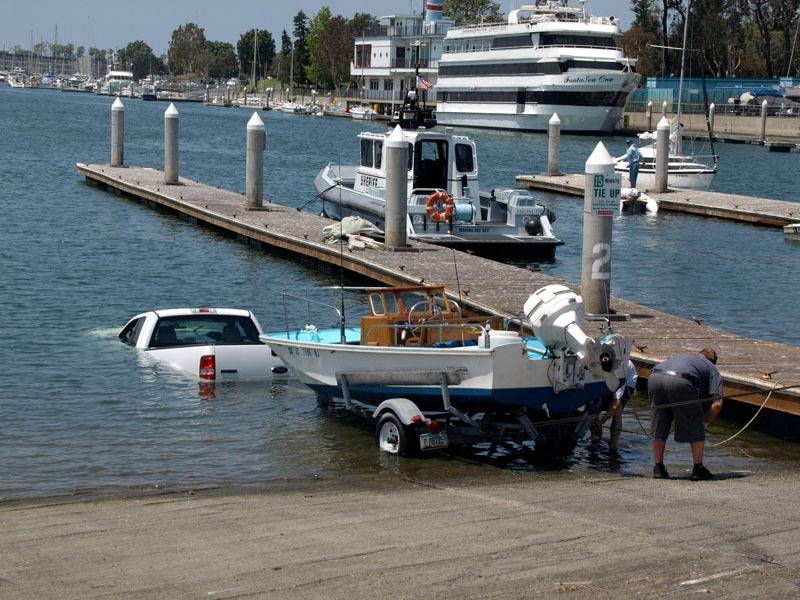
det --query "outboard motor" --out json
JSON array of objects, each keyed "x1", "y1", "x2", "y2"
[
  {"x1": 524, "y1": 284, "x2": 630, "y2": 391},
  {"x1": 490, "y1": 189, "x2": 555, "y2": 237}
]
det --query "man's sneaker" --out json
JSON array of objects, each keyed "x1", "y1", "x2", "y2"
[
  {"x1": 691, "y1": 464, "x2": 714, "y2": 481},
  {"x1": 653, "y1": 463, "x2": 669, "y2": 479}
]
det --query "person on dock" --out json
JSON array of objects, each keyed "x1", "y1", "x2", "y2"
[
  {"x1": 649, "y1": 349, "x2": 724, "y2": 481},
  {"x1": 590, "y1": 359, "x2": 638, "y2": 446},
  {"x1": 624, "y1": 139, "x2": 641, "y2": 188}
]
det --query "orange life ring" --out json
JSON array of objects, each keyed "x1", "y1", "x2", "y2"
[{"x1": 425, "y1": 191, "x2": 454, "y2": 223}]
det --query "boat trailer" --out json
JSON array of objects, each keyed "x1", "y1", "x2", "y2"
[{"x1": 326, "y1": 368, "x2": 598, "y2": 457}]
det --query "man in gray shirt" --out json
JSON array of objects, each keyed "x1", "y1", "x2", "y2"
[{"x1": 649, "y1": 348, "x2": 724, "y2": 480}]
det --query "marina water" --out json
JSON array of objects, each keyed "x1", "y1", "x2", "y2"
[{"x1": 1, "y1": 87, "x2": 798, "y2": 498}]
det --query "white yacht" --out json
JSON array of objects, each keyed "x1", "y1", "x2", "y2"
[
  {"x1": 98, "y1": 70, "x2": 135, "y2": 96},
  {"x1": 435, "y1": 0, "x2": 639, "y2": 132}
]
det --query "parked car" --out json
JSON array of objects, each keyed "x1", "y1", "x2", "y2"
[{"x1": 119, "y1": 308, "x2": 286, "y2": 381}]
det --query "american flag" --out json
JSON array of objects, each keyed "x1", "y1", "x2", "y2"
[{"x1": 416, "y1": 75, "x2": 433, "y2": 90}]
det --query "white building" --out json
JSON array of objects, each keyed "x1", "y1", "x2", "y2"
[{"x1": 349, "y1": 2, "x2": 453, "y2": 112}]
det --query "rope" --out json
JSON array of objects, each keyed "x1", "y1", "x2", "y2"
[{"x1": 711, "y1": 382, "x2": 779, "y2": 447}]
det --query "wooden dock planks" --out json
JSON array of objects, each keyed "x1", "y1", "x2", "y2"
[
  {"x1": 78, "y1": 163, "x2": 800, "y2": 414},
  {"x1": 515, "y1": 173, "x2": 800, "y2": 227}
]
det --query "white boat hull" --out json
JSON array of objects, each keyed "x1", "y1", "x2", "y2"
[
  {"x1": 264, "y1": 334, "x2": 613, "y2": 415},
  {"x1": 437, "y1": 103, "x2": 624, "y2": 133},
  {"x1": 616, "y1": 168, "x2": 715, "y2": 190}
]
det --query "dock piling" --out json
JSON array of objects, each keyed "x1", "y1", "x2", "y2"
[
  {"x1": 164, "y1": 103, "x2": 179, "y2": 185},
  {"x1": 384, "y1": 125, "x2": 408, "y2": 249},
  {"x1": 654, "y1": 117, "x2": 670, "y2": 192},
  {"x1": 760, "y1": 99, "x2": 768, "y2": 142},
  {"x1": 547, "y1": 113, "x2": 561, "y2": 176},
  {"x1": 646, "y1": 101, "x2": 653, "y2": 131},
  {"x1": 661, "y1": 100, "x2": 668, "y2": 119},
  {"x1": 708, "y1": 102, "x2": 715, "y2": 137},
  {"x1": 110, "y1": 97, "x2": 124, "y2": 167},
  {"x1": 205, "y1": 85, "x2": 210, "y2": 104},
  {"x1": 580, "y1": 143, "x2": 619, "y2": 315},
  {"x1": 245, "y1": 112, "x2": 266, "y2": 208}
]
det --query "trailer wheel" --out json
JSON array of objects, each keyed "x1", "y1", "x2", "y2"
[{"x1": 376, "y1": 412, "x2": 416, "y2": 457}]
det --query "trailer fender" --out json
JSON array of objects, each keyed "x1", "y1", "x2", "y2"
[{"x1": 372, "y1": 398, "x2": 425, "y2": 426}]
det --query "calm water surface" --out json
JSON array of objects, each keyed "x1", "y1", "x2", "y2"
[{"x1": 1, "y1": 87, "x2": 798, "y2": 498}]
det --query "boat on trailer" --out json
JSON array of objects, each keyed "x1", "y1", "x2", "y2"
[
  {"x1": 314, "y1": 93, "x2": 563, "y2": 259},
  {"x1": 262, "y1": 284, "x2": 632, "y2": 456}
]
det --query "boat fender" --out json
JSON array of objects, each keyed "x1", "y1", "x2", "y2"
[
  {"x1": 372, "y1": 398, "x2": 426, "y2": 427},
  {"x1": 425, "y1": 191, "x2": 455, "y2": 223}
]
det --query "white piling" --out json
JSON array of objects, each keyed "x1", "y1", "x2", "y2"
[
  {"x1": 760, "y1": 99, "x2": 768, "y2": 142},
  {"x1": 205, "y1": 85, "x2": 210, "y2": 103},
  {"x1": 654, "y1": 116, "x2": 670, "y2": 193},
  {"x1": 245, "y1": 112, "x2": 266, "y2": 208},
  {"x1": 646, "y1": 100, "x2": 653, "y2": 131},
  {"x1": 661, "y1": 100, "x2": 668, "y2": 119},
  {"x1": 708, "y1": 102, "x2": 715, "y2": 138},
  {"x1": 547, "y1": 113, "x2": 561, "y2": 176},
  {"x1": 384, "y1": 125, "x2": 408, "y2": 249},
  {"x1": 110, "y1": 97, "x2": 124, "y2": 167},
  {"x1": 164, "y1": 103, "x2": 179, "y2": 184},
  {"x1": 580, "y1": 142, "x2": 619, "y2": 315}
]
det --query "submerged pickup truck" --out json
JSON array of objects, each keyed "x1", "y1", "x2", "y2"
[{"x1": 119, "y1": 308, "x2": 286, "y2": 381}]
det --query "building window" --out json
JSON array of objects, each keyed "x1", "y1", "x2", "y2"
[
  {"x1": 369, "y1": 79, "x2": 379, "y2": 90},
  {"x1": 384, "y1": 80, "x2": 394, "y2": 91},
  {"x1": 355, "y1": 44, "x2": 371, "y2": 68}
]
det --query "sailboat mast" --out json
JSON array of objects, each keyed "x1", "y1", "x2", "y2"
[
  {"x1": 675, "y1": 0, "x2": 691, "y2": 155},
  {"x1": 252, "y1": 29, "x2": 258, "y2": 92},
  {"x1": 288, "y1": 41, "x2": 294, "y2": 101}
]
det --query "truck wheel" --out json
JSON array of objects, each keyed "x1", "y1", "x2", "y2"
[{"x1": 375, "y1": 412, "x2": 416, "y2": 457}]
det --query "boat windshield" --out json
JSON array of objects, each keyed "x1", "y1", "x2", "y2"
[{"x1": 413, "y1": 139, "x2": 449, "y2": 189}]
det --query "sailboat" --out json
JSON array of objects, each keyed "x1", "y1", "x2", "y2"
[{"x1": 615, "y1": 0, "x2": 717, "y2": 189}]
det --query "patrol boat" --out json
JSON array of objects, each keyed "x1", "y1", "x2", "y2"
[{"x1": 313, "y1": 93, "x2": 563, "y2": 258}]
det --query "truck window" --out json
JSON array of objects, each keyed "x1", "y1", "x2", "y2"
[
  {"x1": 149, "y1": 315, "x2": 261, "y2": 348},
  {"x1": 119, "y1": 317, "x2": 145, "y2": 346}
]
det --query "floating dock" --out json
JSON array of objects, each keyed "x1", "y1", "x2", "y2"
[
  {"x1": 515, "y1": 173, "x2": 800, "y2": 228},
  {"x1": 78, "y1": 163, "x2": 800, "y2": 416}
]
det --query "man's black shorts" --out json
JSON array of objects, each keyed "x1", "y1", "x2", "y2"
[{"x1": 648, "y1": 372, "x2": 705, "y2": 443}]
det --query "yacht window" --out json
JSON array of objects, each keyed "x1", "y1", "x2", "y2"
[
  {"x1": 360, "y1": 139, "x2": 374, "y2": 167},
  {"x1": 375, "y1": 141, "x2": 383, "y2": 169},
  {"x1": 491, "y1": 34, "x2": 533, "y2": 49},
  {"x1": 455, "y1": 143, "x2": 474, "y2": 172},
  {"x1": 539, "y1": 34, "x2": 616, "y2": 48}
]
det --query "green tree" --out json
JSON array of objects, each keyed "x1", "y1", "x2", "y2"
[
  {"x1": 237, "y1": 28, "x2": 276, "y2": 81},
  {"x1": 316, "y1": 15, "x2": 353, "y2": 88},
  {"x1": 293, "y1": 10, "x2": 309, "y2": 84},
  {"x1": 631, "y1": 0, "x2": 659, "y2": 33},
  {"x1": 117, "y1": 40, "x2": 162, "y2": 79},
  {"x1": 205, "y1": 41, "x2": 238, "y2": 80},
  {"x1": 305, "y1": 6, "x2": 332, "y2": 85},
  {"x1": 443, "y1": 0, "x2": 503, "y2": 25},
  {"x1": 280, "y1": 30, "x2": 292, "y2": 55},
  {"x1": 168, "y1": 22, "x2": 207, "y2": 76}
]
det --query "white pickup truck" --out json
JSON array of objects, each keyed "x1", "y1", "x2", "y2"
[{"x1": 119, "y1": 308, "x2": 286, "y2": 381}]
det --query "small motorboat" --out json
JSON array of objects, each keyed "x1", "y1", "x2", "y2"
[
  {"x1": 262, "y1": 284, "x2": 632, "y2": 455},
  {"x1": 349, "y1": 103, "x2": 377, "y2": 120},
  {"x1": 619, "y1": 188, "x2": 658, "y2": 214}
]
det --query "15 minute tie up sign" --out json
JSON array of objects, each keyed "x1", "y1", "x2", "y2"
[{"x1": 591, "y1": 172, "x2": 620, "y2": 216}]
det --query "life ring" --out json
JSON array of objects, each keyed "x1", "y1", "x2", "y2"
[{"x1": 425, "y1": 191, "x2": 455, "y2": 223}]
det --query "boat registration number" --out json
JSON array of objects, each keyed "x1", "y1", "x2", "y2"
[{"x1": 419, "y1": 431, "x2": 448, "y2": 451}]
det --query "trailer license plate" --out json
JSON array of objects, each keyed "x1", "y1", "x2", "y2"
[{"x1": 419, "y1": 431, "x2": 448, "y2": 451}]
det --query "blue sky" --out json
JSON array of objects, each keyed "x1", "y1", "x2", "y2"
[{"x1": 2, "y1": 1, "x2": 632, "y2": 54}]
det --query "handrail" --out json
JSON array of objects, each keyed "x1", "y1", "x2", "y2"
[{"x1": 280, "y1": 291, "x2": 346, "y2": 343}]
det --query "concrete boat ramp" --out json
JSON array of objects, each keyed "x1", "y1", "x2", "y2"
[
  {"x1": 515, "y1": 173, "x2": 800, "y2": 228},
  {"x1": 77, "y1": 162, "x2": 800, "y2": 416},
  {"x1": 3, "y1": 465, "x2": 800, "y2": 598}
]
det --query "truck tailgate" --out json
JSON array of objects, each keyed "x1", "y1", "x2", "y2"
[{"x1": 213, "y1": 345, "x2": 273, "y2": 380}]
